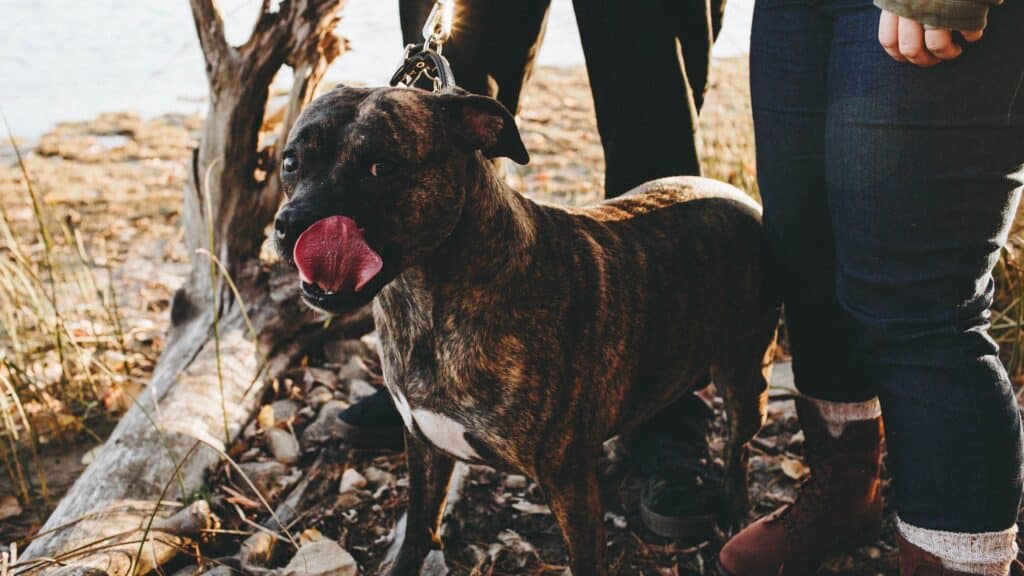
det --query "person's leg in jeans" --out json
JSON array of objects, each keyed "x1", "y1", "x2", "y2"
[
  {"x1": 719, "y1": 0, "x2": 886, "y2": 573},
  {"x1": 722, "y1": 0, "x2": 1024, "y2": 573},
  {"x1": 826, "y1": 1, "x2": 1024, "y2": 571}
]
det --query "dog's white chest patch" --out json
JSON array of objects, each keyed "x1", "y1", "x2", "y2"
[
  {"x1": 387, "y1": 387, "x2": 415, "y2": 431},
  {"x1": 410, "y1": 408, "x2": 480, "y2": 461}
]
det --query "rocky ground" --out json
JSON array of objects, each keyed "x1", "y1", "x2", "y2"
[{"x1": 0, "y1": 59, "x2": 993, "y2": 574}]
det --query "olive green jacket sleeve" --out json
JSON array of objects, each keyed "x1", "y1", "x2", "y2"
[{"x1": 873, "y1": 0, "x2": 1002, "y2": 31}]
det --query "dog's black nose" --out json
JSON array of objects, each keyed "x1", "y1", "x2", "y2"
[
  {"x1": 274, "y1": 214, "x2": 290, "y2": 241},
  {"x1": 274, "y1": 203, "x2": 319, "y2": 251},
  {"x1": 275, "y1": 205, "x2": 309, "y2": 242}
]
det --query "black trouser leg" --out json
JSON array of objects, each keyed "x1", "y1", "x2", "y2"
[
  {"x1": 571, "y1": 0, "x2": 705, "y2": 195},
  {"x1": 399, "y1": 0, "x2": 552, "y2": 115}
]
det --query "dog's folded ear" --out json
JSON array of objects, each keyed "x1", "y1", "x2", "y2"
[{"x1": 439, "y1": 89, "x2": 530, "y2": 165}]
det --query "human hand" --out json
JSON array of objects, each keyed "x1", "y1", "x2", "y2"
[{"x1": 878, "y1": 10, "x2": 983, "y2": 67}]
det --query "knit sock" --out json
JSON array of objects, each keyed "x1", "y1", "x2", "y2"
[
  {"x1": 803, "y1": 395, "x2": 882, "y2": 437},
  {"x1": 899, "y1": 518, "x2": 1019, "y2": 575}
]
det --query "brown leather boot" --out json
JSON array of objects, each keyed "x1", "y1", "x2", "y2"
[
  {"x1": 898, "y1": 532, "x2": 1024, "y2": 575},
  {"x1": 717, "y1": 396, "x2": 884, "y2": 575}
]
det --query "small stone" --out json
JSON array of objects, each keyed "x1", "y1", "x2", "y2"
[
  {"x1": 788, "y1": 430, "x2": 805, "y2": 447},
  {"x1": 272, "y1": 399, "x2": 301, "y2": 423},
  {"x1": 360, "y1": 332, "x2": 381, "y2": 354},
  {"x1": 337, "y1": 491, "x2": 365, "y2": 510},
  {"x1": 237, "y1": 461, "x2": 289, "y2": 496},
  {"x1": 267, "y1": 428, "x2": 301, "y2": 464},
  {"x1": 152, "y1": 500, "x2": 215, "y2": 538},
  {"x1": 301, "y1": 400, "x2": 350, "y2": 447},
  {"x1": 504, "y1": 474, "x2": 529, "y2": 490},
  {"x1": 0, "y1": 494, "x2": 23, "y2": 520},
  {"x1": 281, "y1": 540, "x2": 356, "y2": 576},
  {"x1": 307, "y1": 386, "x2": 334, "y2": 409},
  {"x1": 364, "y1": 466, "x2": 396, "y2": 486},
  {"x1": 304, "y1": 367, "x2": 340, "y2": 390},
  {"x1": 340, "y1": 468, "x2": 368, "y2": 493},
  {"x1": 511, "y1": 500, "x2": 551, "y2": 515},
  {"x1": 239, "y1": 530, "x2": 276, "y2": 571},
  {"x1": 604, "y1": 512, "x2": 627, "y2": 530},
  {"x1": 422, "y1": 550, "x2": 450, "y2": 576},
  {"x1": 347, "y1": 378, "x2": 376, "y2": 402},
  {"x1": 80, "y1": 445, "x2": 102, "y2": 466},
  {"x1": 338, "y1": 355, "x2": 369, "y2": 380}
]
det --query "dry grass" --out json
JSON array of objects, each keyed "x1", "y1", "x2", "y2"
[
  {"x1": 0, "y1": 125, "x2": 142, "y2": 510},
  {"x1": 994, "y1": 225, "x2": 1024, "y2": 392},
  {"x1": 0, "y1": 113, "x2": 191, "y2": 521}
]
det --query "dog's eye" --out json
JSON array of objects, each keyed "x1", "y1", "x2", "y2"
[
  {"x1": 369, "y1": 161, "x2": 395, "y2": 177},
  {"x1": 282, "y1": 153, "x2": 299, "y2": 174}
]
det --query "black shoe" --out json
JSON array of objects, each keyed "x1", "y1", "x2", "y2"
[
  {"x1": 336, "y1": 388, "x2": 406, "y2": 451},
  {"x1": 633, "y1": 392, "x2": 727, "y2": 542}
]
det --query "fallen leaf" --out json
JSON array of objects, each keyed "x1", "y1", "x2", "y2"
[
  {"x1": 781, "y1": 458, "x2": 810, "y2": 480},
  {"x1": 0, "y1": 495, "x2": 23, "y2": 520},
  {"x1": 222, "y1": 485, "x2": 262, "y2": 509},
  {"x1": 299, "y1": 528, "x2": 324, "y2": 545},
  {"x1": 257, "y1": 404, "x2": 275, "y2": 431}
]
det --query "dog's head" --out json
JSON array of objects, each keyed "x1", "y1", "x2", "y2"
[{"x1": 274, "y1": 85, "x2": 528, "y2": 314}]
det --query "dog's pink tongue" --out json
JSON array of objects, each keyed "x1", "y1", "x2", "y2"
[{"x1": 293, "y1": 216, "x2": 383, "y2": 293}]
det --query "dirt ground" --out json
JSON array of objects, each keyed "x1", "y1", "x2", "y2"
[{"x1": 0, "y1": 59, "x2": 993, "y2": 574}]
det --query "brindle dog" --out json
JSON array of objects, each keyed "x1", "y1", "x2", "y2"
[{"x1": 274, "y1": 85, "x2": 779, "y2": 576}]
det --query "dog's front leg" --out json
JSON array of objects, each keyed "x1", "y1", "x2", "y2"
[
  {"x1": 539, "y1": 452, "x2": 606, "y2": 576},
  {"x1": 386, "y1": 432, "x2": 455, "y2": 576}
]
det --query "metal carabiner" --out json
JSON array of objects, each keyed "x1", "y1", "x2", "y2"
[{"x1": 421, "y1": 0, "x2": 454, "y2": 50}]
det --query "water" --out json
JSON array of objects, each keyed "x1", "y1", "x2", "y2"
[{"x1": 0, "y1": 0, "x2": 752, "y2": 139}]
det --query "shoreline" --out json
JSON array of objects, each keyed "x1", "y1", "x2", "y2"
[{"x1": 0, "y1": 0, "x2": 754, "y2": 140}]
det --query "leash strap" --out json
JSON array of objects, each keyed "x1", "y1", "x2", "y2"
[{"x1": 390, "y1": 0, "x2": 457, "y2": 93}]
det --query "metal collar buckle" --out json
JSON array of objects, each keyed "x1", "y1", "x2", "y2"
[
  {"x1": 389, "y1": 0, "x2": 456, "y2": 93},
  {"x1": 389, "y1": 43, "x2": 455, "y2": 93}
]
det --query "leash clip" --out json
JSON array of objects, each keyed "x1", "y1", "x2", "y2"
[
  {"x1": 389, "y1": 43, "x2": 455, "y2": 93},
  {"x1": 390, "y1": 0, "x2": 457, "y2": 93}
]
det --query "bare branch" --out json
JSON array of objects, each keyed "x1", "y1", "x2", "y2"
[
  {"x1": 190, "y1": 0, "x2": 231, "y2": 71},
  {"x1": 239, "y1": 0, "x2": 342, "y2": 81}
]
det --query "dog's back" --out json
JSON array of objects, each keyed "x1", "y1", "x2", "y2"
[{"x1": 525, "y1": 176, "x2": 774, "y2": 439}]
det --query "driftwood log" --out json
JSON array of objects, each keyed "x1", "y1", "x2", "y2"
[{"x1": 16, "y1": 1, "x2": 347, "y2": 573}]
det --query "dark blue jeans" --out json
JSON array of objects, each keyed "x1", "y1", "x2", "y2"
[{"x1": 751, "y1": 0, "x2": 1024, "y2": 532}]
